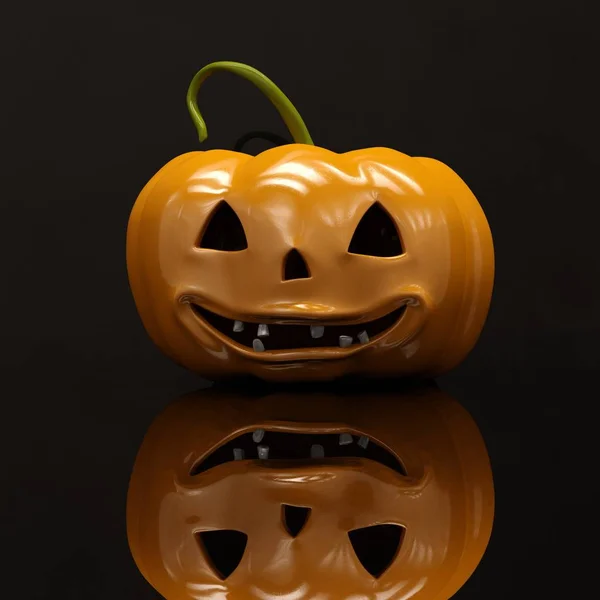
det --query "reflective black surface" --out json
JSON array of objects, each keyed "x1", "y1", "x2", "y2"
[{"x1": 4, "y1": 358, "x2": 598, "y2": 598}]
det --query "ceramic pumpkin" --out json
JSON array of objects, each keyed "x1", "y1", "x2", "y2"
[
  {"x1": 127, "y1": 383, "x2": 494, "y2": 599},
  {"x1": 126, "y1": 61, "x2": 494, "y2": 382}
]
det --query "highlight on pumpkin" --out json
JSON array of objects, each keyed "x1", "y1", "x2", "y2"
[{"x1": 186, "y1": 61, "x2": 314, "y2": 145}]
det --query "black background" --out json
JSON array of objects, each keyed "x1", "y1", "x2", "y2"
[{"x1": 2, "y1": 1, "x2": 599, "y2": 598}]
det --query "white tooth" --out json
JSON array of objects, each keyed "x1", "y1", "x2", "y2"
[
  {"x1": 252, "y1": 429, "x2": 265, "y2": 443},
  {"x1": 310, "y1": 325, "x2": 324, "y2": 339},
  {"x1": 257, "y1": 323, "x2": 269, "y2": 337},
  {"x1": 253, "y1": 338, "x2": 265, "y2": 352},
  {"x1": 233, "y1": 448, "x2": 245, "y2": 460},
  {"x1": 257, "y1": 445, "x2": 269, "y2": 459},
  {"x1": 358, "y1": 436, "x2": 369, "y2": 449},
  {"x1": 357, "y1": 330, "x2": 369, "y2": 344},
  {"x1": 233, "y1": 320, "x2": 244, "y2": 332},
  {"x1": 339, "y1": 335, "x2": 352, "y2": 348},
  {"x1": 310, "y1": 444, "x2": 325, "y2": 458},
  {"x1": 339, "y1": 433, "x2": 353, "y2": 445}
]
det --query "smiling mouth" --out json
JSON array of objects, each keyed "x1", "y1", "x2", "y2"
[
  {"x1": 190, "y1": 305, "x2": 407, "y2": 352},
  {"x1": 190, "y1": 429, "x2": 406, "y2": 476}
]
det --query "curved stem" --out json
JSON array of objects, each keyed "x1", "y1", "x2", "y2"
[{"x1": 186, "y1": 61, "x2": 313, "y2": 145}]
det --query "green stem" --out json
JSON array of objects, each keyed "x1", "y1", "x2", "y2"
[{"x1": 186, "y1": 61, "x2": 314, "y2": 145}]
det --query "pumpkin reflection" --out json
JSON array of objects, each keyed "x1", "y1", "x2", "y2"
[{"x1": 127, "y1": 382, "x2": 494, "y2": 600}]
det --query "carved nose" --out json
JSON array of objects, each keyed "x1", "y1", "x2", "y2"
[{"x1": 283, "y1": 249, "x2": 310, "y2": 280}]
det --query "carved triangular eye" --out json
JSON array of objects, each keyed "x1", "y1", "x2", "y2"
[
  {"x1": 348, "y1": 524, "x2": 404, "y2": 578},
  {"x1": 196, "y1": 530, "x2": 248, "y2": 579},
  {"x1": 197, "y1": 201, "x2": 248, "y2": 251},
  {"x1": 348, "y1": 202, "x2": 403, "y2": 257}
]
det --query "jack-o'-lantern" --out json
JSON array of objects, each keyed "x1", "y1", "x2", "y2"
[
  {"x1": 127, "y1": 382, "x2": 494, "y2": 600},
  {"x1": 126, "y1": 61, "x2": 494, "y2": 382}
]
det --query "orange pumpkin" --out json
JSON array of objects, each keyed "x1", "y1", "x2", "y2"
[
  {"x1": 127, "y1": 383, "x2": 494, "y2": 599},
  {"x1": 126, "y1": 62, "x2": 494, "y2": 382}
]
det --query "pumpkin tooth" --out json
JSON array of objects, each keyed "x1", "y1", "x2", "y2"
[
  {"x1": 233, "y1": 320, "x2": 244, "y2": 332},
  {"x1": 310, "y1": 444, "x2": 325, "y2": 458},
  {"x1": 252, "y1": 339, "x2": 265, "y2": 352},
  {"x1": 339, "y1": 433, "x2": 353, "y2": 445},
  {"x1": 257, "y1": 323, "x2": 269, "y2": 337},
  {"x1": 233, "y1": 448, "x2": 245, "y2": 460},
  {"x1": 339, "y1": 335, "x2": 353, "y2": 348},
  {"x1": 310, "y1": 324, "x2": 324, "y2": 339},
  {"x1": 252, "y1": 429, "x2": 265, "y2": 443},
  {"x1": 358, "y1": 436, "x2": 369, "y2": 449},
  {"x1": 357, "y1": 330, "x2": 369, "y2": 344},
  {"x1": 257, "y1": 445, "x2": 269, "y2": 459}
]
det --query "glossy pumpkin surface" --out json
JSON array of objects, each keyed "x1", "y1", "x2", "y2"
[
  {"x1": 127, "y1": 145, "x2": 493, "y2": 381},
  {"x1": 127, "y1": 61, "x2": 494, "y2": 381}
]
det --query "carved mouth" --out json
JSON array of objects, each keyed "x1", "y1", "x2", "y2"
[
  {"x1": 190, "y1": 428, "x2": 406, "y2": 476},
  {"x1": 190, "y1": 305, "x2": 407, "y2": 352}
]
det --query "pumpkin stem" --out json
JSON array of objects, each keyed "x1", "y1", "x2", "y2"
[{"x1": 186, "y1": 61, "x2": 314, "y2": 145}]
